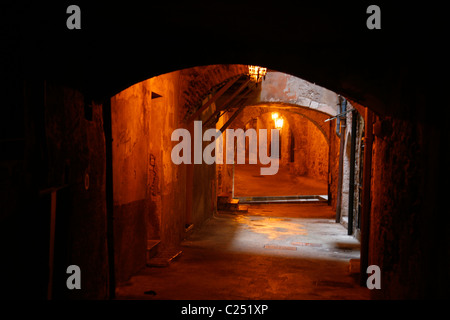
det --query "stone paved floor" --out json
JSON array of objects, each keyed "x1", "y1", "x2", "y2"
[
  {"x1": 116, "y1": 203, "x2": 370, "y2": 300},
  {"x1": 233, "y1": 163, "x2": 328, "y2": 197}
]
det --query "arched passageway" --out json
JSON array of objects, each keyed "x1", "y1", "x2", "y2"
[
  {"x1": 105, "y1": 65, "x2": 366, "y2": 300},
  {"x1": 3, "y1": 2, "x2": 448, "y2": 303},
  {"x1": 231, "y1": 108, "x2": 329, "y2": 198}
]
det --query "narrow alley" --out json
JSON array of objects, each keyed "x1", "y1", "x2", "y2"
[{"x1": 3, "y1": 3, "x2": 448, "y2": 303}]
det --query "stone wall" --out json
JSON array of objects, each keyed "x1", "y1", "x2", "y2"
[
  {"x1": 290, "y1": 114, "x2": 328, "y2": 182},
  {"x1": 44, "y1": 84, "x2": 109, "y2": 299},
  {"x1": 110, "y1": 65, "x2": 246, "y2": 284},
  {"x1": 368, "y1": 115, "x2": 449, "y2": 298},
  {"x1": 259, "y1": 71, "x2": 339, "y2": 116},
  {"x1": 111, "y1": 72, "x2": 185, "y2": 284}
]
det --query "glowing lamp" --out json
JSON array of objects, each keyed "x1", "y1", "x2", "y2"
[
  {"x1": 271, "y1": 112, "x2": 279, "y2": 120},
  {"x1": 275, "y1": 118, "x2": 284, "y2": 129},
  {"x1": 248, "y1": 65, "x2": 267, "y2": 82}
]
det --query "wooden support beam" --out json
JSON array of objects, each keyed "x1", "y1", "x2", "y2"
[
  {"x1": 218, "y1": 84, "x2": 256, "y2": 132},
  {"x1": 204, "y1": 78, "x2": 251, "y2": 126},
  {"x1": 206, "y1": 84, "x2": 255, "y2": 128},
  {"x1": 188, "y1": 76, "x2": 241, "y2": 122},
  {"x1": 219, "y1": 101, "x2": 247, "y2": 133}
]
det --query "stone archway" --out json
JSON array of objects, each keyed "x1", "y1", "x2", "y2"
[{"x1": 226, "y1": 104, "x2": 333, "y2": 200}]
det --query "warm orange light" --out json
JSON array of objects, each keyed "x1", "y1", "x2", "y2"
[
  {"x1": 275, "y1": 118, "x2": 284, "y2": 129},
  {"x1": 271, "y1": 112, "x2": 279, "y2": 120},
  {"x1": 248, "y1": 65, "x2": 267, "y2": 82}
]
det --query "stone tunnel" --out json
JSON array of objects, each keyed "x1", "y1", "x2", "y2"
[{"x1": 1, "y1": 1, "x2": 448, "y2": 305}]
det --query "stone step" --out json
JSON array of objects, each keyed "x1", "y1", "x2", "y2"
[
  {"x1": 217, "y1": 196, "x2": 250, "y2": 212},
  {"x1": 228, "y1": 200, "x2": 239, "y2": 210},
  {"x1": 217, "y1": 195, "x2": 231, "y2": 210},
  {"x1": 147, "y1": 248, "x2": 183, "y2": 268},
  {"x1": 235, "y1": 195, "x2": 328, "y2": 204},
  {"x1": 147, "y1": 240, "x2": 161, "y2": 260}
]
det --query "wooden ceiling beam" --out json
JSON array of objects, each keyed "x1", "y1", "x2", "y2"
[
  {"x1": 188, "y1": 76, "x2": 241, "y2": 122},
  {"x1": 203, "y1": 78, "x2": 251, "y2": 126}
]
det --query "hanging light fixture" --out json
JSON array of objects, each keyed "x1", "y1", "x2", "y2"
[
  {"x1": 271, "y1": 112, "x2": 279, "y2": 120},
  {"x1": 248, "y1": 65, "x2": 267, "y2": 82}
]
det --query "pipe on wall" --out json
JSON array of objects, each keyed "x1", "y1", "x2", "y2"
[
  {"x1": 348, "y1": 109, "x2": 357, "y2": 235},
  {"x1": 335, "y1": 96, "x2": 347, "y2": 223},
  {"x1": 360, "y1": 108, "x2": 374, "y2": 286}
]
